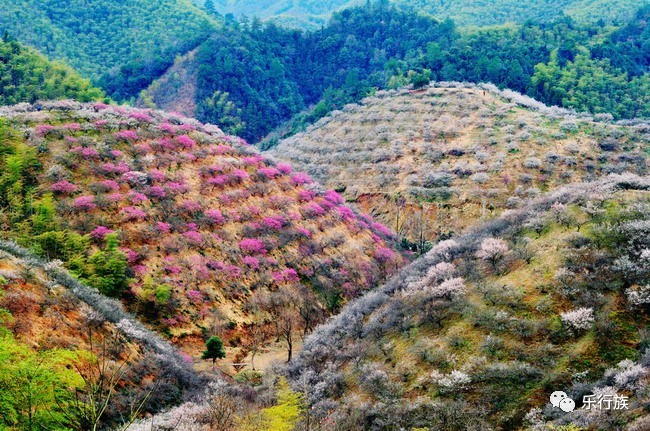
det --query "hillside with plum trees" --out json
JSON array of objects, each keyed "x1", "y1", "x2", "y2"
[
  {"x1": 270, "y1": 83, "x2": 649, "y2": 252},
  {"x1": 0, "y1": 100, "x2": 403, "y2": 364}
]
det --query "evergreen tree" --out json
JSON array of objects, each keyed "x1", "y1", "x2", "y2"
[{"x1": 202, "y1": 336, "x2": 226, "y2": 364}]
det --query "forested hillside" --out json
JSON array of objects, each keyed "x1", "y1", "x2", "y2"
[
  {"x1": 0, "y1": 0, "x2": 215, "y2": 79},
  {"x1": 0, "y1": 36, "x2": 105, "y2": 105},
  {"x1": 0, "y1": 100, "x2": 402, "y2": 365},
  {"x1": 199, "y1": 0, "x2": 647, "y2": 28},
  {"x1": 137, "y1": 2, "x2": 650, "y2": 145}
]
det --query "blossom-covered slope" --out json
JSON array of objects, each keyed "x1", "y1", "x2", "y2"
[
  {"x1": 287, "y1": 174, "x2": 650, "y2": 430},
  {"x1": 0, "y1": 101, "x2": 402, "y2": 359},
  {"x1": 269, "y1": 83, "x2": 649, "y2": 250}
]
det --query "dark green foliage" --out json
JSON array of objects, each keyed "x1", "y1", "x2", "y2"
[
  {"x1": 86, "y1": 233, "x2": 132, "y2": 298},
  {"x1": 202, "y1": 336, "x2": 226, "y2": 364},
  {"x1": 0, "y1": 0, "x2": 215, "y2": 79},
  {"x1": 204, "y1": 0, "x2": 645, "y2": 29},
  {"x1": 185, "y1": 2, "x2": 650, "y2": 145},
  {"x1": 0, "y1": 38, "x2": 105, "y2": 105},
  {"x1": 193, "y1": 2, "x2": 457, "y2": 142}
]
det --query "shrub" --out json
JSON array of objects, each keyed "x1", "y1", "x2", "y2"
[
  {"x1": 239, "y1": 238, "x2": 267, "y2": 255},
  {"x1": 114, "y1": 130, "x2": 138, "y2": 141},
  {"x1": 560, "y1": 307, "x2": 595, "y2": 333},
  {"x1": 90, "y1": 226, "x2": 114, "y2": 240},
  {"x1": 72, "y1": 195, "x2": 96, "y2": 211},
  {"x1": 205, "y1": 209, "x2": 226, "y2": 225},
  {"x1": 176, "y1": 135, "x2": 196, "y2": 149},
  {"x1": 120, "y1": 206, "x2": 147, "y2": 221},
  {"x1": 50, "y1": 180, "x2": 78, "y2": 195},
  {"x1": 476, "y1": 238, "x2": 509, "y2": 271},
  {"x1": 523, "y1": 157, "x2": 542, "y2": 169},
  {"x1": 627, "y1": 285, "x2": 650, "y2": 307},
  {"x1": 243, "y1": 256, "x2": 260, "y2": 269},
  {"x1": 291, "y1": 173, "x2": 313, "y2": 185}
]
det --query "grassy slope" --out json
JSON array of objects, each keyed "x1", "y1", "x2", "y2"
[
  {"x1": 269, "y1": 83, "x2": 649, "y2": 244},
  {"x1": 0, "y1": 100, "x2": 403, "y2": 359}
]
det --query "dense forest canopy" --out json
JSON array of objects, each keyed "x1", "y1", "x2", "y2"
[
  {"x1": 0, "y1": 35, "x2": 105, "y2": 105},
  {"x1": 0, "y1": 0, "x2": 216, "y2": 79},
  {"x1": 131, "y1": 2, "x2": 650, "y2": 145},
  {"x1": 198, "y1": 0, "x2": 648, "y2": 29}
]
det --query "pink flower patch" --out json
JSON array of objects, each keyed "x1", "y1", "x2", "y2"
[
  {"x1": 258, "y1": 167, "x2": 281, "y2": 179},
  {"x1": 276, "y1": 163, "x2": 293, "y2": 174},
  {"x1": 205, "y1": 209, "x2": 226, "y2": 225},
  {"x1": 291, "y1": 172, "x2": 313, "y2": 185},
  {"x1": 114, "y1": 130, "x2": 138, "y2": 141},
  {"x1": 176, "y1": 135, "x2": 196, "y2": 149},
  {"x1": 238, "y1": 238, "x2": 267, "y2": 255},
  {"x1": 159, "y1": 122, "x2": 176, "y2": 134},
  {"x1": 73, "y1": 195, "x2": 96, "y2": 211},
  {"x1": 231, "y1": 169, "x2": 250, "y2": 181},
  {"x1": 262, "y1": 215, "x2": 285, "y2": 230},
  {"x1": 128, "y1": 192, "x2": 148, "y2": 204},
  {"x1": 272, "y1": 268, "x2": 300, "y2": 284},
  {"x1": 51, "y1": 180, "x2": 78, "y2": 195},
  {"x1": 373, "y1": 246, "x2": 395, "y2": 264},
  {"x1": 156, "y1": 222, "x2": 171, "y2": 233},
  {"x1": 90, "y1": 226, "x2": 114, "y2": 240},
  {"x1": 324, "y1": 190, "x2": 344, "y2": 205},
  {"x1": 182, "y1": 230, "x2": 203, "y2": 245},
  {"x1": 129, "y1": 111, "x2": 153, "y2": 123},
  {"x1": 120, "y1": 206, "x2": 147, "y2": 221},
  {"x1": 298, "y1": 189, "x2": 315, "y2": 202},
  {"x1": 243, "y1": 256, "x2": 260, "y2": 269},
  {"x1": 336, "y1": 206, "x2": 355, "y2": 220},
  {"x1": 181, "y1": 200, "x2": 202, "y2": 213},
  {"x1": 35, "y1": 124, "x2": 56, "y2": 136},
  {"x1": 301, "y1": 202, "x2": 326, "y2": 217}
]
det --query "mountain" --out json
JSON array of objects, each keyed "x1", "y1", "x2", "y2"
[
  {"x1": 287, "y1": 174, "x2": 650, "y2": 430},
  {"x1": 0, "y1": 0, "x2": 215, "y2": 79},
  {"x1": 0, "y1": 37, "x2": 105, "y2": 105},
  {"x1": 0, "y1": 240, "x2": 197, "y2": 430},
  {"x1": 137, "y1": 3, "x2": 649, "y2": 146},
  {"x1": 0, "y1": 100, "x2": 403, "y2": 365},
  {"x1": 199, "y1": 0, "x2": 648, "y2": 28},
  {"x1": 267, "y1": 83, "x2": 649, "y2": 250}
]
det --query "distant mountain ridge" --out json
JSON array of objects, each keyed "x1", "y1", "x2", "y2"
[{"x1": 201, "y1": 0, "x2": 648, "y2": 28}]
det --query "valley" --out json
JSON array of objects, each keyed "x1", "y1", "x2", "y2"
[{"x1": 0, "y1": 1, "x2": 649, "y2": 430}]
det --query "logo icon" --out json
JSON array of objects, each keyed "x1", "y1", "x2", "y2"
[{"x1": 550, "y1": 391, "x2": 575, "y2": 412}]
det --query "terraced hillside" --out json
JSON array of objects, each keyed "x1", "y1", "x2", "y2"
[
  {"x1": 288, "y1": 174, "x2": 650, "y2": 430},
  {"x1": 0, "y1": 101, "x2": 402, "y2": 363},
  {"x1": 269, "y1": 83, "x2": 649, "y2": 251}
]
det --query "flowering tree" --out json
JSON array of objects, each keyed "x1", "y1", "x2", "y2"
[
  {"x1": 560, "y1": 307, "x2": 595, "y2": 334},
  {"x1": 476, "y1": 237, "x2": 509, "y2": 273}
]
